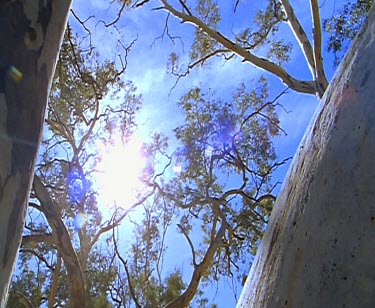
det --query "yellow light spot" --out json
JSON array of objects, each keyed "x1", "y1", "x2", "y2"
[{"x1": 9, "y1": 66, "x2": 23, "y2": 82}]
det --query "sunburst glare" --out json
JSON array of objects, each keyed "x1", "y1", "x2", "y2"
[{"x1": 96, "y1": 134, "x2": 147, "y2": 211}]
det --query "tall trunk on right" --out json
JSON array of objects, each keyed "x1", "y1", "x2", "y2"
[{"x1": 237, "y1": 4, "x2": 375, "y2": 307}]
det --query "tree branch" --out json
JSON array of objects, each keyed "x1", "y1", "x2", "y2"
[
  {"x1": 159, "y1": 0, "x2": 316, "y2": 95},
  {"x1": 48, "y1": 252, "x2": 61, "y2": 308},
  {"x1": 14, "y1": 291, "x2": 35, "y2": 308},
  {"x1": 280, "y1": 0, "x2": 315, "y2": 75},
  {"x1": 177, "y1": 223, "x2": 197, "y2": 266},
  {"x1": 164, "y1": 218, "x2": 228, "y2": 308},
  {"x1": 310, "y1": 0, "x2": 329, "y2": 96},
  {"x1": 19, "y1": 248, "x2": 55, "y2": 272},
  {"x1": 33, "y1": 175, "x2": 85, "y2": 307},
  {"x1": 22, "y1": 234, "x2": 56, "y2": 246},
  {"x1": 113, "y1": 229, "x2": 142, "y2": 308}
]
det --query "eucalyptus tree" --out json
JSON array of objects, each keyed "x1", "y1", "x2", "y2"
[
  {"x1": 155, "y1": 80, "x2": 288, "y2": 307},
  {"x1": 129, "y1": 0, "x2": 375, "y2": 306},
  {"x1": 7, "y1": 27, "x2": 143, "y2": 307},
  {"x1": 115, "y1": 74, "x2": 288, "y2": 307},
  {"x1": 323, "y1": 0, "x2": 373, "y2": 66},
  {"x1": 109, "y1": 199, "x2": 189, "y2": 307},
  {"x1": 1, "y1": 0, "x2": 374, "y2": 307}
]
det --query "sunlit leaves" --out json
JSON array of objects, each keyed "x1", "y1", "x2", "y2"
[
  {"x1": 7, "y1": 266, "x2": 47, "y2": 307},
  {"x1": 174, "y1": 77, "x2": 279, "y2": 183},
  {"x1": 267, "y1": 40, "x2": 292, "y2": 65},
  {"x1": 161, "y1": 271, "x2": 185, "y2": 303},
  {"x1": 323, "y1": 0, "x2": 373, "y2": 66},
  {"x1": 167, "y1": 51, "x2": 179, "y2": 74},
  {"x1": 237, "y1": 0, "x2": 283, "y2": 48},
  {"x1": 12, "y1": 24, "x2": 142, "y2": 307},
  {"x1": 190, "y1": 0, "x2": 221, "y2": 62},
  {"x1": 85, "y1": 246, "x2": 117, "y2": 306},
  {"x1": 112, "y1": 201, "x2": 182, "y2": 307},
  {"x1": 235, "y1": 0, "x2": 291, "y2": 66},
  {"x1": 156, "y1": 76, "x2": 285, "y2": 295}
]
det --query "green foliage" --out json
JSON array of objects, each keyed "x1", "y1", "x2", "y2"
[
  {"x1": 11, "y1": 0, "x2": 350, "y2": 304},
  {"x1": 168, "y1": 0, "x2": 292, "y2": 87},
  {"x1": 152, "y1": 77, "x2": 284, "y2": 293},
  {"x1": 174, "y1": 78, "x2": 278, "y2": 185},
  {"x1": 9, "y1": 25, "x2": 141, "y2": 307},
  {"x1": 7, "y1": 265, "x2": 47, "y2": 307},
  {"x1": 111, "y1": 201, "x2": 186, "y2": 307},
  {"x1": 323, "y1": 0, "x2": 373, "y2": 66},
  {"x1": 238, "y1": 0, "x2": 291, "y2": 65},
  {"x1": 190, "y1": 0, "x2": 221, "y2": 62},
  {"x1": 85, "y1": 246, "x2": 118, "y2": 304},
  {"x1": 162, "y1": 271, "x2": 186, "y2": 303}
]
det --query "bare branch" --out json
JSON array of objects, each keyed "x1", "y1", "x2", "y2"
[
  {"x1": 241, "y1": 86, "x2": 289, "y2": 134},
  {"x1": 105, "y1": 0, "x2": 127, "y2": 28},
  {"x1": 151, "y1": 13, "x2": 184, "y2": 49},
  {"x1": 177, "y1": 224, "x2": 197, "y2": 266},
  {"x1": 158, "y1": 0, "x2": 316, "y2": 95},
  {"x1": 20, "y1": 248, "x2": 55, "y2": 271},
  {"x1": 310, "y1": 0, "x2": 329, "y2": 96},
  {"x1": 234, "y1": 0, "x2": 240, "y2": 12},
  {"x1": 280, "y1": 0, "x2": 315, "y2": 76},
  {"x1": 133, "y1": 0, "x2": 151, "y2": 8},
  {"x1": 178, "y1": 0, "x2": 192, "y2": 16},
  {"x1": 165, "y1": 218, "x2": 229, "y2": 308},
  {"x1": 22, "y1": 234, "x2": 56, "y2": 246},
  {"x1": 113, "y1": 229, "x2": 142, "y2": 308},
  {"x1": 69, "y1": 9, "x2": 93, "y2": 46}
]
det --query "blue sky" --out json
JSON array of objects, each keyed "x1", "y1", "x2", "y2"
[{"x1": 67, "y1": 0, "x2": 350, "y2": 306}]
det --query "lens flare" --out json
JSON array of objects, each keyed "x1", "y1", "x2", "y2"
[{"x1": 96, "y1": 134, "x2": 147, "y2": 210}]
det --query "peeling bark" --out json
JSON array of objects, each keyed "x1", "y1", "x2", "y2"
[
  {"x1": 238, "y1": 4, "x2": 375, "y2": 307},
  {"x1": 0, "y1": 1, "x2": 71, "y2": 306}
]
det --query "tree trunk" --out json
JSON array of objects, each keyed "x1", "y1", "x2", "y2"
[
  {"x1": 33, "y1": 175, "x2": 86, "y2": 307},
  {"x1": 237, "y1": 4, "x2": 375, "y2": 307},
  {"x1": 0, "y1": 1, "x2": 71, "y2": 306}
]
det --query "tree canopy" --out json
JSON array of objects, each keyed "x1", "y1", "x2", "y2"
[{"x1": 4, "y1": 0, "x2": 372, "y2": 307}]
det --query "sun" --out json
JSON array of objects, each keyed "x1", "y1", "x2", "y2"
[{"x1": 96, "y1": 134, "x2": 147, "y2": 210}]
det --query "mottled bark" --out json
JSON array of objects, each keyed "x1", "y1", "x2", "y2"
[
  {"x1": 238, "y1": 4, "x2": 375, "y2": 307},
  {"x1": 0, "y1": 1, "x2": 71, "y2": 306}
]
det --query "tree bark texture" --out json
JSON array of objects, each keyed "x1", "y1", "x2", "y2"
[
  {"x1": 0, "y1": 1, "x2": 71, "y2": 306},
  {"x1": 237, "y1": 4, "x2": 375, "y2": 307},
  {"x1": 33, "y1": 175, "x2": 86, "y2": 307}
]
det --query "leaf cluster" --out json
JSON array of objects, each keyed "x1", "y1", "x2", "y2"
[{"x1": 323, "y1": 0, "x2": 373, "y2": 66}]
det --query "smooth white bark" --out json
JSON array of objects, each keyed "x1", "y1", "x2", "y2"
[{"x1": 238, "y1": 3, "x2": 375, "y2": 307}]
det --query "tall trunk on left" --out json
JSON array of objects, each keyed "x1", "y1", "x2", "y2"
[{"x1": 0, "y1": 1, "x2": 72, "y2": 306}]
